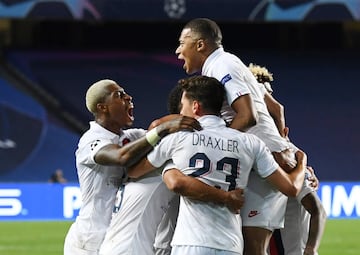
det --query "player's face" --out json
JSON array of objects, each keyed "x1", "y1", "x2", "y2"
[
  {"x1": 104, "y1": 84, "x2": 134, "y2": 128},
  {"x1": 175, "y1": 28, "x2": 203, "y2": 75},
  {"x1": 179, "y1": 92, "x2": 195, "y2": 117}
]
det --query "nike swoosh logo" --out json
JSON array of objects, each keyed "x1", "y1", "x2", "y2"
[{"x1": 248, "y1": 210, "x2": 260, "y2": 217}]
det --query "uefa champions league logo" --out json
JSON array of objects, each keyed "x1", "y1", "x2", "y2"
[{"x1": 164, "y1": 0, "x2": 186, "y2": 19}]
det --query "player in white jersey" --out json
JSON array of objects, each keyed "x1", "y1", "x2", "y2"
[
  {"x1": 175, "y1": 18, "x2": 298, "y2": 255},
  {"x1": 98, "y1": 171, "x2": 175, "y2": 255},
  {"x1": 94, "y1": 91, "x2": 245, "y2": 254},
  {"x1": 153, "y1": 194, "x2": 180, "y2": 255},
  {"x1": 127, "y1": 75, "x2": 307, "y2": 255},
  {"x1": 63, "y1": 79, "x2": 202, "y2": 255},
  {"x1": 249, "y1": 63, "x2": 327, "y2": 255}
]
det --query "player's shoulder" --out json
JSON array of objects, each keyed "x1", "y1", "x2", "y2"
[
  {"x1": 79, "y1": 125, "x2": 114, "y2": 145},
  {"x1": 124, "y1": 128, "x2": 146, "y2": 138},
  {"x1": 236, "y1": 131, "x2": 266, "y2": 148}
]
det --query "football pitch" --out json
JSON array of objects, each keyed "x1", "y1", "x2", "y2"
[{"x1": 0, "y1": 219, "x2": 359, "y2": 255}]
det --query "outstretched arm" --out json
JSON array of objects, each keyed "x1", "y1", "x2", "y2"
[{"x1": 95, "y1": 115, "x2": 201, "y2": 167}]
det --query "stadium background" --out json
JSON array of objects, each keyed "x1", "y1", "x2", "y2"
[{"x1": 0, "y1": 0, "x2": 359, "y2": 220}]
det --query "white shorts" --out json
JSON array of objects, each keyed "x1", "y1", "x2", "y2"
[
  {"x1": 240, "y1": 171, "x2": 287, "y2": 231},
  {"x1": 171, "y1": 246, "x2": 241, "y2": 255}
]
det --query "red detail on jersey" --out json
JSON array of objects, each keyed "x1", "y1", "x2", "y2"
[
  {"x1": 122, "y1": 138, "x2": 130, "y2": 146},
  {"x1": 248, "y1": 210, "x2": 260, "y2": 218}
]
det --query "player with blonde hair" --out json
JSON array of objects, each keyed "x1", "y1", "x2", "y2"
[
  {"x1": 248, "y1": 63, "x2": 327, "y2": 255},
  {"x1": 175, "y1": 18, "x2": 301, "y2": 255},
  {"x1": 63, "y1": 79, "x2": 203, "y2": 255}
]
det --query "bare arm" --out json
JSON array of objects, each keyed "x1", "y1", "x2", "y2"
[
  {"x1": 266, "y1": 150, "x2": 307, "y2": 197},
  {"x1": 163, "y1": 169, "x2": 244, "y2": 214},
  {"x1": 301, "y1": 192, "x2": 327, "y2": 255},
  {"x1": 264, "y1": 91, "x2": 286, "y2": 137},
  {"x1": 95, "y1": 115, "x2": 201, "y2": 167},
  {"x1": 229, "y1": 94, "x2": 258, "y2": 132},
  {"x1": 127, "y1": 156, "x2": 156, "y2": 178},
  {"x1": 128, "y1": 160, "x2": 245, "y2": 213},
  {"x1": 148, "y1": 114, "x2": 182, "y2": 130}
]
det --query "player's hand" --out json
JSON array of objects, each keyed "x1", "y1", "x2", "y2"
[
  {"x1": 272, "y1": 148, "x2": 296, "y2": 173},
  {"x1": 306, "y1": 166, "x2": 319, "y2": 191},
  {"x1": 303, "y1": 246, "x2": 316, "y2": 255},
  {"x1": 283, "y1": 126, "x2": 290, "y2": 141},
  {"x1": 157, "y1": 115, "x2": 202, "y2": 136},
  {"x1": 295, "y1": 150, "x2": 307, "y2": 169},
  {"x1": 148, "y1": 114, "x2": 182, "y2": 130},
  {"x1": 224, "y1": 188, "x2": 244, "y2": 214}
]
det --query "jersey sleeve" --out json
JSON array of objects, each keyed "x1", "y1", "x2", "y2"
[
  {"x1": 81, "y1": 128, "x2": 146, "y2": 165},
  {"x1": 207, "y1": 57, "x2": 251, "y2": 106},
  {"x1": 161, "y1": 160, "x2": 176, "y2": 178},
  {"x1": 296, "y1": 168, "x2": 316, "y2": 202},
  {"x1": 219, "y1": 60, "x2": 251, "y2": 105},
  {"x1": 147, "y1": 134, "x2": 178, "y2": 168},
  {"x1": 83, "y1": 138, "x2": 114, "y2": 165},
  {"x1": 251, "y1": 136, "x2": 279, "y2": 178}
]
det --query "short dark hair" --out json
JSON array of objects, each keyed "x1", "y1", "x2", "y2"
[
  {"x1": 167, "y1": 83, "x2": 183, "y2": 114},
  {"x1": 178, "y1": 75, "x2": 225, "y2": 115},
  {"x1": 184, "y1": 18, "x2": 222, "y2": 47}
]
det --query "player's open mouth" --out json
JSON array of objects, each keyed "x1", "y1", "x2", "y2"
[{"x1": 128, "y1": 106, "x2": 134, "y2": 121}]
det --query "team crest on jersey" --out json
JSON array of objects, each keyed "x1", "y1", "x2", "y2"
[
  {"x1": 90, "y1": 139, "x2": 101, "y2": 151},
  {"x1": 122, "y1": 138, "x2": 130, "y2": 146},
  {"x1": 220, "y1": 74, "x2": 232, "y2": 85}
]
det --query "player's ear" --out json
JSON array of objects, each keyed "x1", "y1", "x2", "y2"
[
  {"x1": 197, "y1": 39, "x2": 205, "y2": 50},
  {"x1": 97, "y1": 103, "x2": 108, "y2": 113},
  {"x1": 193, "y1": 100, "x2": 201, "y2": 115}
]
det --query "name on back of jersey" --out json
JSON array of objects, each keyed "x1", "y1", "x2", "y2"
[{"x1": 192, "y1": 133, "x2": 239, "y2": 153}]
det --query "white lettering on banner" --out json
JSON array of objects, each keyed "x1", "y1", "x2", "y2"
[
  {"x1": 321, "y1": 185, "x2": 332, "y2": 216},
  {"x1": 63, "y1": 187, "x2": 82, "y2": 218},
  {"x1": 320, "y1": 185, "x2": 360, "y2": 218},
  {"x1": 332, "y1": 185, "x2": 360, "y2": 217},
  {"x1": 0, "y1": 189, "x2": 22, "y2": 216}
]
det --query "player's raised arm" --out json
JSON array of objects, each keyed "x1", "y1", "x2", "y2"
[{"x1": 95, "y1": 115, "x2": 201, "y2": 168}]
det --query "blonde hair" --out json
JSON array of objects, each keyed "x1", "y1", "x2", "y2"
[
  {"x1": 248, "y1": 63, "x2": 273, "y2": 83},
  {"x1": 86, "y1": 79, "x2": 116, "y2": 114}
]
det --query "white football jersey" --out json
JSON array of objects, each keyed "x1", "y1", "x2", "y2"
[
  {"x1": 99, "y1": 171, "x2": 176, "y2": 255},
  {"x1": 64, "y1": 121, "x2": 145, "y2": 252},
  {"x1": 147, "y1": 115, "x2": 279, "y2": 253},
  {"x1": 202, "y1": 47, "x2": 289, "y2": 152}
]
